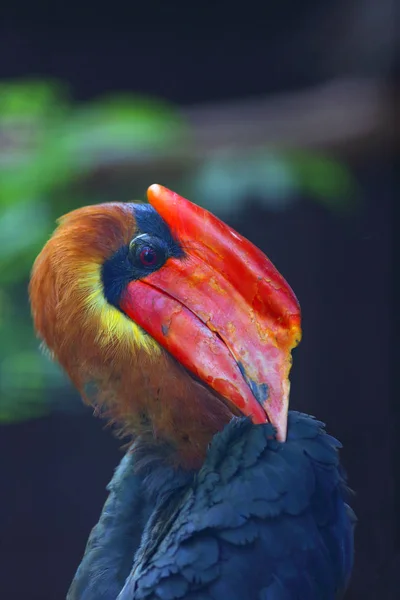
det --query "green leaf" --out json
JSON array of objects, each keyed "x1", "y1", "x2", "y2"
[
  {"x1": 0, "y1": 79, "x2": 69, "y2": 118},
  {"x1": 59, "y1": 94, "x2": 189, "y2": 174},
  {"x1": 193, "y1": 150, "x2": 298, "y2": 214},
  {"x1": 0, "y1": 79, "x2": 74, "y2": 207},
  {"x1": 288, "y1": 151, "x2": 359, "y2": 213},
  {"x1": 0, "y1": 199, "x2": 53, "y2": 284},
  {"x1": 0, "y1": 348, "x2": 66, "y2": 423}
]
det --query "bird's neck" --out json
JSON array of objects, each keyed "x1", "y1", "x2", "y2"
[{"x1": 81, "y1": 352, "x2": 236, "y2": 471}]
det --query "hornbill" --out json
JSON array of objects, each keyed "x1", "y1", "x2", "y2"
[{"x1": 29, "y1": 185, "x2": 355, "y2": 599}]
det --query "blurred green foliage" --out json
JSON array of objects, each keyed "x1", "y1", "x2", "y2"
[
  {"x1": 0, "y1": 79, "x2": 358, "y2": 424},
  {"x1": 193, "y1": 150, "x2": 359, "y2": 215},
  {"x1": 0, "y1": 80, "x2": 189, "y2": 423}
]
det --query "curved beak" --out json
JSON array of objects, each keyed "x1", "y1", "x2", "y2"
[{"x1": 120, "y1": 184, "x2": 301, "y2": 441}]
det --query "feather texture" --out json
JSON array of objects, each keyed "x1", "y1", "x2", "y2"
[{"x1": 68, "y1": 412, "x2": 355, "y2": 600}]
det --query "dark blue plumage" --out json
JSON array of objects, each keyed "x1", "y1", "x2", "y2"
[{"x1": 68, "y1": 412, "x2": 355, "y2": 600}]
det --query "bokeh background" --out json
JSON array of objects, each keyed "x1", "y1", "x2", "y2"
[{"x1": 0, "y1": 3, "x2": 397, "y2": 599}]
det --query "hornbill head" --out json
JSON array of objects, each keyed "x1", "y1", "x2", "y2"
[{"x1": 29, "y1": 185, "x2": 301, "y2": 468}]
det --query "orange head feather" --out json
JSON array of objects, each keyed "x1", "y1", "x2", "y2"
[
  {"x1": 29, "y1": 201, "x2": 235, "y2": 468},
  {"x1": 30, "y1": 202, "x2": 140, "y2": 376}
]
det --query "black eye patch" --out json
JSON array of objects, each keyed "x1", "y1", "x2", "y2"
[{"x1": 101, "y1": 204, "x2": 183, "y2": 307}]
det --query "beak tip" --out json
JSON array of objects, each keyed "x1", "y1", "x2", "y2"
[
  {"x1": 147, "y1": 184, "x2": 162, "y2": 200},
  {"x1": 276, "y1": 422, "x2": 287, "y2": 443},
  {"x1": 147, "y1": 184, "x2": 179, "y2": 212}
]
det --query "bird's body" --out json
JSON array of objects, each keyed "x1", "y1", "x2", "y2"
[
  {"x1": 68, "y1": 413, "x2": 354, "y2": 600},
  {"x1": 29, "y1": 185, "x2": 355, "y2": 599}
]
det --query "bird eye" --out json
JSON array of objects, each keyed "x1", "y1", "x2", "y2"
[
  {"x1": 139, "y1": 246, "x2": 159, "y2": 267},
  {"x1": 128, "y1": 234, "x2": 167, "y2": 272}
]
